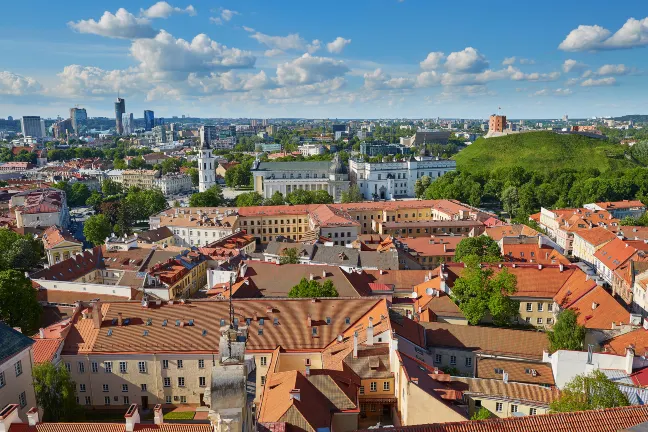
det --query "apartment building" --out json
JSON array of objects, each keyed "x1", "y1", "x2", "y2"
[
  {"x1": 539, "y1": 207, "x2": 619, "y2": 255},
  {"x1": 10, "y1": 188, "x2": 70, "y2": 229},
  {"x1": 571, "y1": 227, "x2": 618, "y2": 267},
  {"x1": 149, "y1": 207, "x2": 240, "y2": 247},
  {"x1": 121, "y1": 170, "x2": 159, "y2": 190},
  {"x1": 584, "y1": 200, "x2": 646, "y2": 220},
  {"x1": 41, "y1": 225, "x2": 83, "y2": 266},
  {"x1": 0, "y1": 324, "x2": 36, "y2": 421}
]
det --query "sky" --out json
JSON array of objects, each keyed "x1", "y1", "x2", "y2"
[{"x1": 1, "y1": 0, "x2": 647, "y2": 120}]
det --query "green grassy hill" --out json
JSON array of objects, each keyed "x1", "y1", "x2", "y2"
[{"x1": 453, "y1": 131, "x2": 637, "y2": 173}]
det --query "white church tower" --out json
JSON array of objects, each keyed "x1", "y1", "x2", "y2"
[{"x1": 198, "y1": 139, "x2": 216, "y2": 192}]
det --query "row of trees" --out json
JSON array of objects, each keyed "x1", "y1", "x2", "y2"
[
  {"x1": 423, "y1": 166, "x2": 648, "y2": 220},
  {"x1": 234, "y1": 189, "x2": 335, "y2": 208}
]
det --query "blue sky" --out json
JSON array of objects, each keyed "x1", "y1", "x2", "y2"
[{"x1": 1, "y1": 0, "x2": 647, "y2": 119}]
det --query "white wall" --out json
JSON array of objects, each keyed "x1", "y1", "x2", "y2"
[{"x1": 34, "y1": 279, "x2": 133, "y2": 300}]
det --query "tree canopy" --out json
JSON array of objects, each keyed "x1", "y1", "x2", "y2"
[
  {"x1": 0, "y1": 269, "x2": 41, "y2": 334},
  {"x1": 547, "y1": 309, "x2": 586, "y2": 352},
  {"x1": 288, "y1": 278, "x2": 339, "y2": 298},
  {"x1": 0, "y1": 228, "x2": 43, "y2": 271},
  {"x1": 285, "y1": 189, "x2": 333, "y2": 205},
  {"x1": 550, "y1": 370, "x2": 629, "y2": 412},
  {"x1": 279, "y1": 247, "x2": 300, "y2": 264},
  {"x1": 454, "y1": 236, "x2": 502, "y2": 263},
  {"x1": 235, "y1": 192, "x2": 264, "y2": 207},
  {"x1": 33, "y1": 363, "x2": 80, "y2": 422},
  {"x1": 83, "y1": 214, "x2": 112, "y2": 246},
  {"x1": 340, "y1": 185, "x2": 365, "y2": 203},
  {"x1": 189, "y1": 185, "x2": 225, "y2": 207}
]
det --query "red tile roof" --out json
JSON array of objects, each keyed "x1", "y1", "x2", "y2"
[
  {"x1": 30, "y1": 338, "x2": 63, "y2": 363},
  {"x1": 9, "y1": 424, "x2": 212, "y2": 431},
  {"x1": 41, "y1": 226, "x2": 81, "y2": 250},
  {"x1": 502, "y1": 243, "x2": 570, "y2": 265},
  {"x1": 594, "y1": 200, "x2": 646, "y2": 210},
  {"x1": 594, "y1": 238, "x2": 648, "y2": 271},
  {"x1": 572, "y1": 227, "x2": 618, "y2": 247},
  {"x1": 356, "y1": 405, "x2": 648, "y2": 432},
  {"x1": 569, "y1": 286, "x2": 629, "y2": 329},
  {"x1": 603, "y1": 327, "x2": 648, "y2": 356}
]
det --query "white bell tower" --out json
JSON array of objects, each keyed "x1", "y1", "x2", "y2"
[{"x1": 198, "y1": 140, "x2": 216, "y2": 192}]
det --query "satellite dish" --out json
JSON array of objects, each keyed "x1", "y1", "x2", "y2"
[
  {"x1": 425, "y1": 288, "x2": 435, "y2": 296},
  {"x1": 411, "y1": 291, "x2": 418, "y2": 299}
]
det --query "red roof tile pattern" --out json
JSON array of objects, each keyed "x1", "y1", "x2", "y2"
[
  {"x1": 9, "y1": 424, "x2": 212, "y2": 431},
  {"x1": 569, "y1": 285, "x2": 629, "y2": 329},
  {"x1": 603, "y1": 328, "x2": 648, "y2": 356},
  {"x1": 476, "y1": 358, "x2": 555, "y2": 386},
  {"x1": 30, "y1": 338, "x2": 63, "y2": 364},
  {"x1": 41, "y1": 226, "x2": 81, "y2": 250},
  {"x1": 572, "y1": 227, "x2": 618, "y2": 247},
  {"x1": 485, "y1": 224, "x2": 540, "y2": 242},
  {"x1": 594, "y1": 238, "x2": 648, "y2": 271}
]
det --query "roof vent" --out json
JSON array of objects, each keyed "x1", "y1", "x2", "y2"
[
  {"x1": 162, "y1": 320, "x2": 167, "y2": 327},
  {"x1": 107, "y1": 329, "x2": 113, "y2": 336},
  {"x1": 202, "y1": 329, "x2": 208, "y2": 337},
  {"x1": 143, "y1": 330, "x2": 149, "y2": 337}
]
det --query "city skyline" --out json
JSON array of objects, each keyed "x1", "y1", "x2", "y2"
[{"x1": 1, "y1": 0, "x2": 648, "y2": 119}]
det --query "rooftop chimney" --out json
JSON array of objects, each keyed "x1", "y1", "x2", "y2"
[
  {"x1": 27, "y1": 408, "x2": 39, "y2": 426},
  {"x1": 39, "y1": 328, "x2": 45, "y2": 339},
  {"x1": 124, "y1": 404, "x2": 140, "y2": 432},
  {"x1": 289, "y1": 389, "x2": 301, "y2": 401},
  {"x1": 305, "y1": 366, "x2": 311, "y2": 377},
  {"x1": 353, "y1": 331, "x2": 358, "y2": 359},
  {"x1": 117, "y1": 312, "x2": 123, "y2": 326},
  {"x1": 153, "y1": 405, "x2": 163, "y2": 425},
  {"x1": 626, "y1": 347, "x2": 635, "y2": 374},
  {"x1": 366, "y1": 317, "x2": 374, "y2": 346},
  {"x1": 322, "y1": 270, "x2": 327, "y2": 278},
  {"x1": 0, "y1": 404, "x2": 21, "y2": 432},
  {"x1": 559, "y1": 264, "x2": 564, "y2": 272},
  {"x1": 309, "y1": 273, "x2": 314, "y2": 281},
  {"x1": 92, "y1": 301, "x2": 103, "y2": 329}
]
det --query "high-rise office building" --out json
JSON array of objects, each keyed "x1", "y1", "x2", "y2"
[
  {"x1": 250, "y1": 119, "x2": 258, "y2": 127},
  {"x1": 70, "y1": 108, "x2": 87, "y2": 134},
  {"x1": 7, "y1": 116, "x2": 13, "y2": 121},
  {"x1": 21, "y1": 116, "x2": 44, "y2": 138},
  {"x1": 262, "y1": 119, "x2": 268, "y2": 127},
  {"x1": 144, "y1": 110, "x2": 155, "y2": 131},
  {"x1": 115, "y1": 97, "x2": 125, "y2": 134},
  {"x1": 122, "y1": 113, "x2": 134, "y2": 135},
  {"x1": 200, "y1": 125, "x2": 217, "y2": 147}
]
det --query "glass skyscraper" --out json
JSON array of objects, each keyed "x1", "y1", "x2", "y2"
[
  {"x1": 114, "y1": 98, "x2": 125, "y2": 134},
  {"x1": 70, "y1": 108, "x2": 87, "y2": 134},
  {"x1": 144, "y1": 110, "x2": 155, "y2": 131}
]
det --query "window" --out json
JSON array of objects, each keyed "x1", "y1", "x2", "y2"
[
  {"x1": 525, "y1": 317, "x2": 531, "y2": 323},
  {"x1": 18, "y1": 392, "x2": 27, "y2": 408},
  {"x1": 526, "y1": 303, "x2": 533, "y2": 312},
  {"x1": 165, "y1": 396, "x2": 172, "y2": 404},
  {"x1": 261, "y1": 376, "x2": 266, "y2": 386},
  {"x1": 138, "y1": 361, "x2": 147, "y2": 373},
  {"x1": 80, "y1": 384, "x2": 86, "y2": 393},
  {"x1": 434, "y1": 354, "x2": 442, "y2": 364},
  {"x1": 260, "y1": 356, "x2": 267, "y2": 366},
  {"x1": 511, "y1": 404, "x2": 518, "y2": 413},
  {"x1": 162, "y1": 360, "x2": 169, "y2": 369},
  {"x1": 0, "y1": 372, "x2": 5, "y2": 389},
  {"x1": 123, "y1": 396, "x2": 130, "y2": 405},
  {"x1": 164, "y1": 378, "x2": 171, "y2": 387},
  {"x1": 78, "y1": 362, "x2": 85, "y2": 373},
  {"x1": 494, "y1": 368, "x2": 504, "y2": 374},
  {"x1": 104, "y1": 361, "x2": 112, "y2": 373},
  {"x1": 465, "y1": 357, "x2": 473, "y2": 367},
  {"x1": 180, "y1": 396, "x2": 187, "y2": 403},
  {"x1": 65, "y1": 362, "x2": 72, "y2": 373},
  {"x1": 547, "y1": 317, "x2": 554, "y2": 324},
  {"x1": 122, "y1": 384, "x2": 128, "y2": 393},
  {"x1": 450, "y1": 355, "x2": 457, "y2": 365},
  {"x1": 537, "y1": 303, "x2": 544, "y2": 312},
  {"x1": 495, "y1": 402, "x2": 503, "y2": 412},
  {"x1": 359, "y1": 386, "x2": 365, "y2": 395},
  {"x1": 14, "y1": 361, "x2": 22, "y2": 377},
  {"x1": 102, "y1": 384, "x2": 109, "y2": 392},
  {"x1": 141, "y1": 384, "x2": 147, "y2": 391},
  {"x1": 178, "y1": 377, "x2": 185, "y2": 387},
  {"x1": 177, "y1": 360, "x2": 183, "y2": 369},
  {"x1": 104, "y1": 396, "x2": 111, "y2": 405},
  {"x1": 91, "y1": 362, "x2": 99, "y2": 373},
  {"x1": 548, "y1": 303, "x2": 553, "y2": 312},
  {"x1": 119, "y1": 361, "x2": 127, "y2": 374},
  {"x1": 383, "y1": 382, "x2": 390, "y2": 391},
  {"x1": 198, "y1": 359, "x2": 205, "y2": 369},
  {"x1": 85, "y1": 396, "x2": 92, "y2": 405},
  {"x1": 370, "y1": 382, "x2": 377, "y2": 392},
  {"x1": 199, "y1": 377, "x2": 206, "y2": 387},
  {"x1": 537, "y1": 318, "x2": 543, "y2": 324},
  {"x1": 475, "y1": 400, "x2": 481, "y2": 407},
  {"x1": 530, "y1": 408, "x2": 538, "y2": 415}
]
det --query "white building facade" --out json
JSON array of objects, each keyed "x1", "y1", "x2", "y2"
[
  {"x1": 154, "y1": 173, "x2": 193, "y2": 195},
  {"x1": 298, "y1": 143, "x2": 324, "y2": 157},
  {"x1": 197, "y1": 141, "x2": 216, "y2": 192},
  {"x1": 349, "y1": 157, "x2": 456, "y2": 200}
]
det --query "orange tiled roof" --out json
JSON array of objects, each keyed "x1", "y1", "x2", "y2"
[
  {"x1": 594, "y1": 238, "x2": 648, "y2": 272},
  {"x1": 553, "y1": 270, "x2": 597, "y2": 308},
  {"x1": 476, "y1": 358, "x2": 555, "y2": 386},
  {"x1": 9, "y1": 423, "x2": 212, "y2": 431},
  {"x1": 41, "y1": 226, "x2": 81, "y2": 250},
  {"x1": 452, "y1": 377, "x2": 560, "y2": 406},
  {"x1": 594, "y1": 200, "x2": 646, "y2": 210},
  {"x1": 396, "y1": 236, "x2": 463, "y2": 258},
  {"x1": 30, "y1": 338, "x2": 63, "y2": 363},
  {"x1": 572, "y1": 227, "x2": 618, "y2": 247},
  {"x1": 569, "y1": 286, "x2": 629, "y2": 329},
  {"x1": 603, "y1": 327, "x2": 648, "y2": 356},
  {"x1": 485, "y1": 224, "x2": 540, "y2": 241},
  {"x1": 502, "y1": 244, "x2": 570, "y2": 265}
]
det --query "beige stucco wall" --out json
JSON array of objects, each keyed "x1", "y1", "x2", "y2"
[
  {"x1": 466, "y1": 396, "x2": 549, "y2": 418},
  {"x1": 514, "y1": 297, "x2": 556, "y2": 328},
  {"x1": 0, "y1": 347, "x2": 37, "y2": 421},
  {"x1": 403, "y1": 381, "x2": 467, "y2": 425}
]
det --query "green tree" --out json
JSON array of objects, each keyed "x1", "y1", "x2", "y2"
[
  {"x1": 311, "y1": 189, "x2": 334, "y2": 204},
  {"x1": 340, "y1": 185, "x2": 364, "y2": 203},
  {"x1": 0, "y1": 229, "x2": 43, "y2": 271},
  {"x1": 471, "y1": 407, "x2": 491, "y2": 420},
  {"x1": 452, "y1": 261, "x2": 519, "y2": 326},
  {"x1": 113, "y1": 158, "x2": 127, "y2": 169},
  {"x1": 414, "y1": 175, "x2": 432, "y2": 198},
  {"x1": 189, "y1": 185, "x2": 224, "y2": 207},
  {"x1": 550, "y1": 370, "x2": 629, "y2": 412},
  {"x1": 161, "y1": 157, "x2": 182, "y2": 174},
  {"x1": 187, "y1": 168, "x2": 199, "y2": 187},
  {"x1": 86, "y1": 191, "x2": 104, "y2": 210},
  {"x1": 225, "y1": 164, "x2": 252, "y2": 188},
  {"x1": 32, "y1": 363, "x2": 80, "y2": 422},
  {"x1": 83, "y1": 214, "x2": 112, "y2": 246},
  {"x1": 129, "y1": 157, "x2": 147, "y2": 169},
  {"x1": 286, "y1": 189, "x2": 313, "y2": 205},
  {"x1": 264, "y1": 191, "x2": 285, "y2": 206},
  {"x1": 69, "y1": 183, "x2": 91, "y2": 207},
  {"x1": 280, "y1": 248, "x2": 300, "y2": 264},
  {"x1": 501, "y1": 185, "x2": 519, "y2": 217},
  {"x1": 0, "y1": 270, "x2": 41, "y2": 334},
  {"x1": 547, "y1": 309, "x2": 586, "y2": 352},
  {"x1": 101, "y1": 179, "x2": 123, "y2": 196},
  {"x1": 454, "y1": 237, "x2": 502, "y2": 263},
  {"x1": 288, "y1": 278, "x2": 339, "y2": 298},
  {"x1": 236, "y1": 192, "x2": 264, "y2": 207}
]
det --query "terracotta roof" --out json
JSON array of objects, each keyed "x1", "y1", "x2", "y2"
[
  {"x1": 485, "y1": 224, "x2": 540, "y2": 242},
  {"x1": 572, "y1": 227, "x2": 618, "y2": 247},
  {"x1": 476, "y1": 358, "x2": 555, "y2": 385},
  {"x1": 594, "y1": 200, "x2": 646, "y2": 210},
  {"x1": 396, "y1": 236, "x2": 462, "y2": 258},
  {"x1": 31, "y1": 247, "x2": 102, "y2": 281},
  {"x1": 568, "y1": 286, "x2": 629, "y2": 329},
  {"x1": 603, "y1": 327, "x2": 648, "y2": 356},
  {"x1": 413, "y1": 280, "x2": 464, "y2": 319},
  {"x1": 9, "y1": 424, "x2": 212, "y2": 431},
  {"x1": 360, "y1": 269, "x2": 438, "y2": 291},
  {"x1": 553, "y1": 270, "x2": 598, "y2": 308},
  {"x1": 63, "y1": 298, "x2": 388, "y2": 355},
  {"x1": 41, "y1": 226, "x2": 81, "y2": 249},
  {"x1": 594, "y1": 238, "x2": 648, "y2": 271},
  {"x1": 309, "y1": 205, "x2": 358, "y2": 228},
  {"x1": 490, "y1": 264, "x2": 576, "y2": 299},
  {"x1": 502, "y1": 244, "x2": 570, "y2": 265},
  {"x1": 30, "y1": 338, "x2": 63, "y2": 363},
  {"x1": 136, "y1": 226, "x2": 174, "y2": 243},
  {"x1": 420, "y1": 322, "x2": 549, "y2": 360},
  {"x1": 355, "y1": 405, "x2": 648, "y2": 432},
  {"x1": 343, "y1": 346, "x2": 391, "y2": 379},
  {"x1": 452, "y1": 377, "x2": 559, "y2": 405},
  {"x1": 37, "y1": 289, "x2": 130, "y2": 304}
]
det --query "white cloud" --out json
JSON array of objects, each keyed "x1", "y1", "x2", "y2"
[
  {"x1": 52, "y1": 65, "x2": 146, "y2": 97},
  {"x1": 510, "y1": 69, "x2": 560, "y2": 82},
  {"x1": 307, "y1": 40, "x2": 321, "y2": 54},
  {"x1": 565, "y1": 77, "x2": 581, "y2": 86},
  {"x1": 562, "y1": 59, "x2": 587, "y2": 73},
  {"x1": 531, "y1": 88, "x2": 572, "y2": 97},
  {"x1": 68, "y1": 8, "x2": 157, "y2": 39},
  {"x1": 581, "y1": 77, "x2": 616, "y2": 87},
  {"x1": 502, "y1": 56, "x2": 516, "y2": 66},
  {"x1": 444, "y1": 47, "x2": 488, "y2": 73},
  {"x1": 440, "y1": 67, "x2": 512, "y2": 86},
  {"x1": 326, "y1": 37, "x2": 351, "y2": 54},
  {"x1": 416, "y1": 71, "x2": 441, "y2": 87},
  {"x1": 420, "y1": 52, "x2": 445, "y2": 70},
  {"x1": 0, "y1": 71, "x2": 42, "y2": 95},
  {"x1": 187, "y1": 70, "x2": 270, "y2": 93},
  {"x1": 265, "y1": 77, "x2": 346, "y2": 101},
  {"x1": 596, "y1": 64, "x2": 630, "y2": 76},
  {"x1": 210, "y1": 8, "x2": 239, "y2": 25},
  {"x1": 245, "y1": 27, "x2": 320, "y2": 53},
  {"x1": 141, "y1": 2, "x2": 196, "y2": 19},
  {"x1": 363, "y1": 68, "x2": 415, "y2": 90},
  {"x1": 276, "y1": 53, "x2": 349, "y2": 86},
  {"x1": 519, "y1": 58, "x2": 535, "y2": 65},
  {"x1": 264, "y1": 49, "x2": 284, "y2": 57},
  {"x1": 559, "y1": 17, "x2": 648, "y2": 51},
  {"x1": 130, "y1": 30, "x2": 256, "y2": 77}
]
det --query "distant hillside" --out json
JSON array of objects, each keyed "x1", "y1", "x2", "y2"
[
  {"x1": 453, "y1": 131, "x2": 638, "y2": 174},
  {"x1": 613, "y1": 114, "x2": 648, "y2": 122}
]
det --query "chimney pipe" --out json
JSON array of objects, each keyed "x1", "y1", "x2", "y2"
[
  {"x1": 39, "y1": 328, "x2": 45, "y2": 339},
  {"x1": 27, "y1": 408, "x2": 39, "y2": 426},
  {"x1": 124, "y1": 404, "x2": 140, "y2": 432},
  {"x1": 92, "y1": 301, "x2": 103, "y2": 329},
  {"x1": 153, "y1": 405, "x2": 163, "y2": 425},
  {"x1": 117, "y1": 312, "x2": 123, "y2": 326},
  {"x1": 366, "y1": 318, "x2": 374, "y2": 346},
  {"x1": 626, "y1": 347, "x2": 635, "y2": 375},
  {"x1": 353, "y1": 331, "x2": 358, "y2": 359},
  {"x1": 309, "y1": 273, "x2": 314, "y2": 281}
]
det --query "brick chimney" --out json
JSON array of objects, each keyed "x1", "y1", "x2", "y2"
[
  {"x1": 0, "y1": 405, "x2": 21, "y2": 432},
  {"x1": 27, "y1": 408, "x2": 39, "y2": 426},
  {"x1": 153, "y1": 404, "x2": 163, "y2": 425},
  {"x1": 124, "y1": 404, "x2": 141, "y2": 432},
  {"x1": 92, "y1": 301, "x2": 103, "y2": 329}
]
